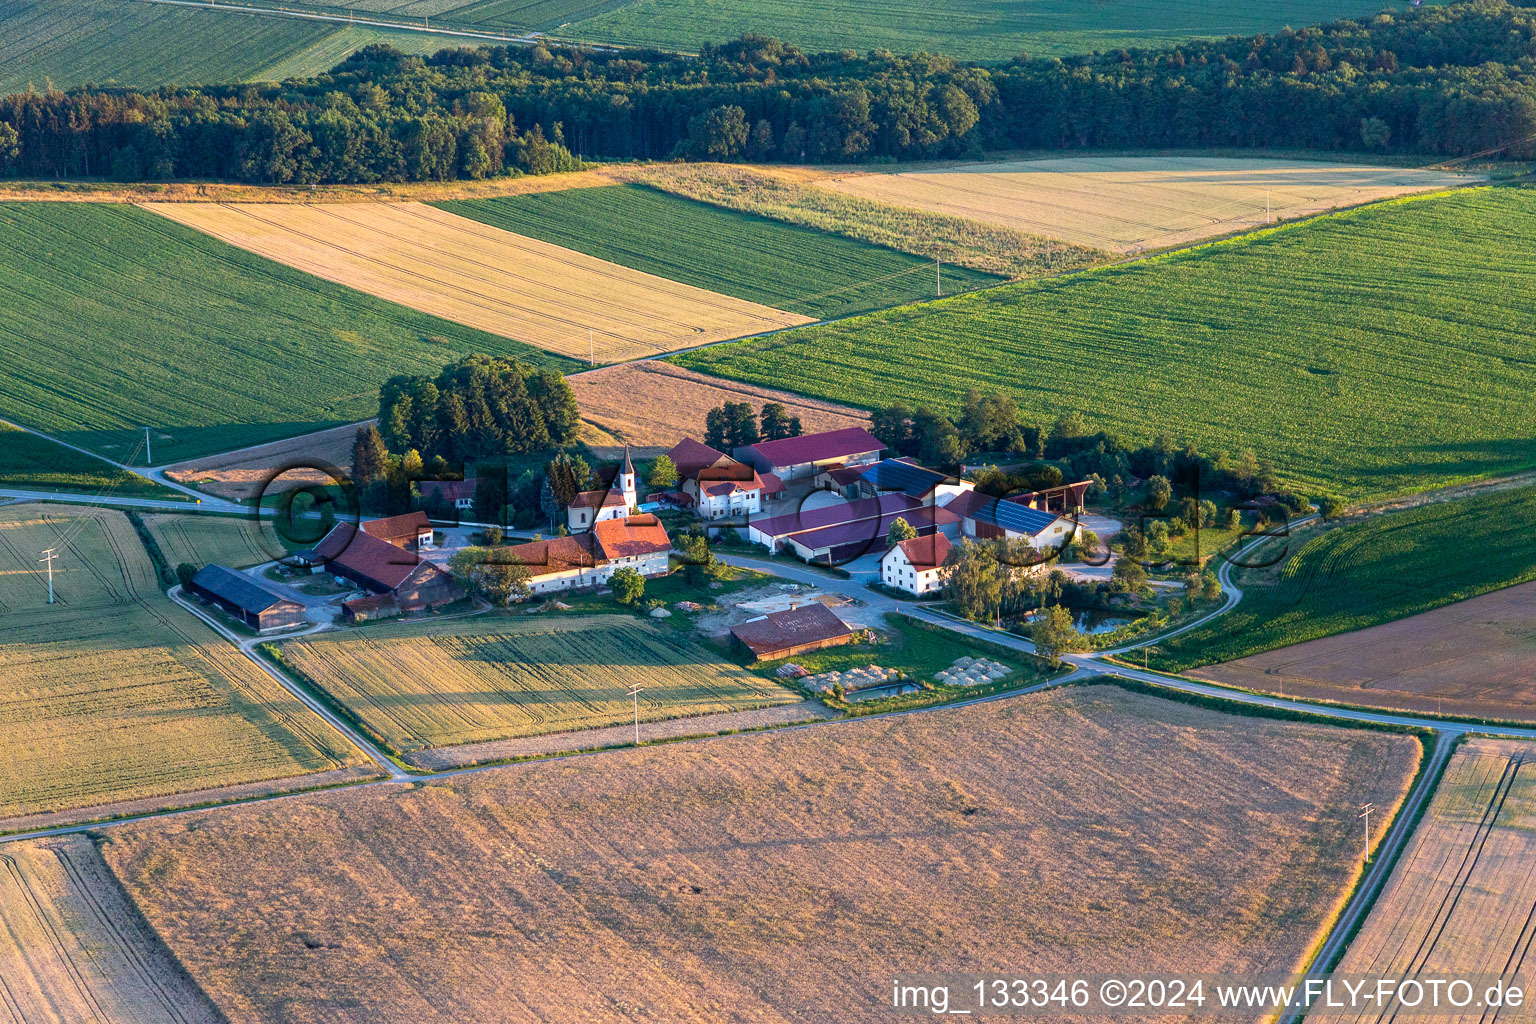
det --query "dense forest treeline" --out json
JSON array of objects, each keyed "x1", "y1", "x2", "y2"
[{"x1": 2, "y1": 1, "x2": 1535, "y2": 182}]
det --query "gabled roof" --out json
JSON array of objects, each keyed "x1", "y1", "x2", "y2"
[
  {"x1": 420, "y1": 479, "x2": 474, "y2": 501},
  {"x1": 890, "y1": 533, "x2": 953, "y2": 571},
  {"x1": 592, "y1": 514, "x2": 671, "y2": 559},
  {"x1": 786, "y1": 502, "x2": 958, "y2": 554},
  {"x1": 190, "y1": 564, "x2": 299, "y2": 614},
  {"x1": 730, "y1": 603, "x2": 855, "y2": 658},
  {"x1": 361, "y1": 511, "x2": 432, "y2": 543},
  {"x1": 697, "y1": 463, "x2": 767, "y2": 497},
  {"x1": 751, "y1": 492, "x2": 946, "y2": 541},
  {"x1": 860, "y1": 458, "x2": 952, "y2": 498},
  {"x1": 666, "y1": 437, "x2": 732, "y2": 480},
  {"x1": 571, "y1": 488, "x2": 626, "y2": 509},
  {"x1": 315, "y1": 524, "x2": 428, "y2": 590},
  {"x1": 944, "y1": 490, "x2": 1061, "y2": 536},
  {"x1": 500, "y1": 534, "x2": 601, "y2": 575},
  {"x1": 739, "y1": 427, "x2": 883, "y2": 469},
  {"x1": 759, "y1": 472, "x2": 785, "y2": 495}
]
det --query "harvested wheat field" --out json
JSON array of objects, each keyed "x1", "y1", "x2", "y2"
[
  {"x1": 164, "y1": 421, "x2": 364, "y2": 502},
  {"x1": 1319, "y1": 738, "x2": 1536, "y2": 1023},
  {"x1": 0, "y1": 834, "x2": 222, "y2": 1024},
  {"x1": 143, "y1": 201, "x2": 812, "y2": 360},
  {"x1": 100, "y1": 686, "x2": 1419, "y2": 1024},
  {"x1": 276, "y1": 614, "x2": 798, "y2": 762},
  {"x1": 567, "y1": 361, "x2": 869, "y2": 447},
  {"x1": 818, "y1": 157, "x2": 1478, "y2": 252},
  {"x1": 1194, "y1": 582, "x2": 1536, "y2": 723},
  {"x1": 0, "y1": 505, "x2": 375, "y2": 830}
]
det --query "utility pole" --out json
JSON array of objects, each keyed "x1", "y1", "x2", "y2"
[
  {"x1": 589, "y1": 329, "x2": 595, "y2": 368},
  {"x1": 1359, "y1": 803, "x2": 1375, "y2": 864},
  {"x1": 39, "y1": 548, "x2": 57, "y2": 604},
  {"x1": 144, "y1": 425, "x2": 153, "y2": 467},
  {"x1": 627, "y1": 684, "x2": 644, "y2": 746},
  {"x1": 1266, "y1": 191, "x2": 1271, "y2": 224},
  {"x1": 935, "y1": 255, "x2": 942, "y2": 297},
  {"x1": 1143, "y1": 645, "x2": 1160, "y2": 672}
]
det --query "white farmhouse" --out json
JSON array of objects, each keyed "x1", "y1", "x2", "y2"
[{"x1": 880, "y1": 533, "x2": 952, "y2": 596}]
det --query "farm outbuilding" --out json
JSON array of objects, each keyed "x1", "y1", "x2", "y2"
[
  {"x1": 314, "y1": 524, "x2": 460, "y2": 611},
  {"x1": 188, "y1": 564, "x2": 308, "y2": 632},
  {"x1": 735, "y1": 427, "x2": 884, "y2": 481},
  {"x1": 731, "y1": 604, "x2": 857, "y2": 662}
]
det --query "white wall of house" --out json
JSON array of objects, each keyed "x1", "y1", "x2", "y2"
[
  {"x1": 880, "y1": 545, "x2": 944, "y2": 595},
  {"x1": 698, "y1": 487, "x2": 762, "y2": 520},
  {"x1": 525, "y1": 550, "x2": 669, "y2": 595}
]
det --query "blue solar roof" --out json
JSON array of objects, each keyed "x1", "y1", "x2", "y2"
[
  {"x1": 973, "y1": 497, "x2": 1059, "y2": 536},
  {"x1": 860, "y1": 458, "x2": 949, "y2": 498}
]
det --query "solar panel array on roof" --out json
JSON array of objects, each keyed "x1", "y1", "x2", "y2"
[
  {"x1": 859, "y1": 458, "x2": 949, "y2": 498},
  {"x1": 972, "y1": 497, "x2": 1060, "y2": 535}
]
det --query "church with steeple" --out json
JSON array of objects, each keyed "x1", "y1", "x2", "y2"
[{"x1": 567, "y1": 446, "x2": 639, "y2": 532}]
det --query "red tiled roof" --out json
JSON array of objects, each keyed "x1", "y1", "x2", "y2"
[
  {"x1": 824, "y1": 466, "x2": 866, "y2": 486},
  {"x1": 592, "y1": 514, "x2": 671, "y2": 559},
  {"x1": 759, "y1": 473, "x2": 785, "y2": 495},
  {"x1": 893, "y1": 533, "x2": 952, "y2": 570},
  {"x1": 500, "y1": 534, "x2": 601, "y2": 575},
  {"x1": 571, "y1": 488, "x2": 626, "y2": 509},
  {"x1": 420, "y1": 479, "x2": 474, "y2": 501},
  {"x1": 361, "y1": 511, "x2": 432, "y2": 543},
  {"x1": 666, "y1": 437, "x2": 732, "y2": 480},
  {"x1": 316, "y1": 524, "x2": 429, "y2": 591},
  {"x1": 730, "y1": 604, "x2": 855, "y2": 658},
  {"x1": 697, "y1": 463, "x2": 767, "y2": 497},
  {"x1": 741, "y1": 427, "x2": 883, "y2": 469}
]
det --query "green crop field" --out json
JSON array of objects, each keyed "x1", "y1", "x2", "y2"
[
  {"x1": 1148, "y1": 486, "x2": 1536, "y2": 672},
  {"x1": 0, "y1": 0, "x2": 485, "y2": 95},
  {"x1": 0, "y1": 203, "x2": 576, "y2": 466},
  {"x1": 0, "y1": 423, "x2": 180, "y2": 499},
  {"x1": 441, "y1": 185, "x2": 1001, "y2": 320},
  {"x1": 0, "y1": 504, "x2": 371, "y2": 824},
  {"x1": 677, "y1": 188, "x2": 1536, "y2": 499},
  {"x1": 275, "y1": 614, "x2": 800, "y2": 755},
  {"x1": 552, "y1": 0, "x2": 1432, "y2": 61},
  {"x1": 142, "y1": 513, "x2": 278, "y2": 571}
]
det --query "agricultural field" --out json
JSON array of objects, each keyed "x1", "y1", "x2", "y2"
[
  {"x1": 1196, "y1": 582, "x2": 1536, "y2": 723},
  {"x1": 817, "y1": 157, "x2": 1477, "y2": 253},
  {"x1": 677, "y1": 187, "x2": 1536, "y2": 499},
  {"x1": 0, "y1": 0, "x2": 479, "y2": 95},
  {"x1": 1323, "y1": 738, "x2": 1536, "y2": 1020},
  {"x1": 0, "y1": 504, "x2": 375, "y2": 829},
  {"x1": 275, "y1": 614, "x2": 799, "y2": 760},
  {"x1": 147, "y1": 200, "x2": 812, "y2": 362},
  {"x1": 0, "y1": 202, "x2": 571, "y2": 465},
  {"x1": 100, "y1": 685, "x2": 1418, "y2": 1023},
  {"x1": 550, "y1": 0, "x2": 1423, "y2": 62},
  {"x1": 163, "y1": 420, "x2": 366, "y2": 502},
  {"x1": 141, "y1": 513, "x2": 279, "y2": 571},
  {"x1": 625, "y1": 163, "x2": 1100, "y2": 277},
  {"x1": 0, "y1": 834, "x2": 223, "y2": 1024},
  {"x1": 1150, "y1": 486, "x2": 1536, "y2": 673},
  {"x1": 567, "y1": 361, "x2": 867, "y2": 447},
  {"x1": 0, "y1": 422, "x2": 179, "y2": 499},
  {"x1": 441, "y1": 184, "x2": 1001, "y2": 319}
]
